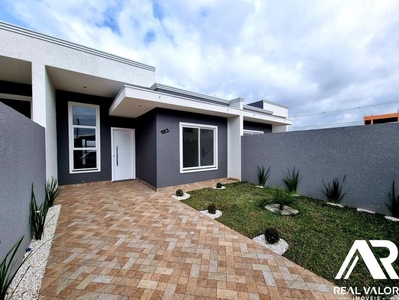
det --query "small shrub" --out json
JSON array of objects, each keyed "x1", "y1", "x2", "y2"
[
  {"x1": 321, "y1": 175, "x2": 349, "y2": 204},
  {"x1": 45, "y1": 177, "x2": 60, "y2": 207},
  {"x1": 207, "y1": 203, "x2": 217, "y2": 214},
  {"x1": 176, "y1": 189, "x2": 184, "y2": 197},
  {"x1": 282, "y1": 166, "x2": 301, "y2": 193},
  {"x1": 0, "y1": 236, "x2": 30, "y2": 300},
  {"x1": 272, "y1": 187, "x2": 292, "y2": 210},
  {"x1": 30, "y1": 184, "x2": 48, "y2": 240},
  {"x1": 264, "y1": 228, "x2": 280, "y2": 244},
  {"x1": 387, "y1": 179, "x2": 399, "y2": 218},
  {"x1": 257, "y1": 165, "x2": 271, "y2": 187},
  {"x1": 216, "y1": 182, "x2": 223, "y2": 189}
]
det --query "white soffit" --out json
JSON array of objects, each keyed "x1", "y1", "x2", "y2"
[
  {"x1": 0, "y1": 56, "x2": 32, "y2": 84},
  {"x1": 110, "y1": 86, "x2": 292, "y2": 126}
]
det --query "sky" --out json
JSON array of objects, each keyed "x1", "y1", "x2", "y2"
[{"x1": 1, "y1": 0, "x2": 399, "y2": 130}]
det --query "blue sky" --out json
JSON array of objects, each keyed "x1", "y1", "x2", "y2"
[{"x1": 1, "y1": 0, "x2": 399, "y2": 130}]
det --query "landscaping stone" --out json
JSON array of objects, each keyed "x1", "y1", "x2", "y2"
[
  {"x1": 172, "y1": 193, "x2": 190, "y2": 200},
  {"x1": 212, "y1": 186, "x2": 226, "y2": 190},
  {"x1": 327, "y1": 202, "x2": 344, "y2": 208},
  {"x1": 253, "y1": 234, "x2": 289, "y2": 255},
  {"x1": 385, "y1": 216, "x2": 399, "y2": 222},
  {"x1": 200, "y1": 209, "x2": 222, "y2": 219},
  {"x1": 265, "y1": 203, "x2": 299, "y2": 215},
  {"x1": 357, "y1": 208, "x2": 375, "y2": 214}
]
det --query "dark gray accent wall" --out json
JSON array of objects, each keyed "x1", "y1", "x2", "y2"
[
  {"x1": 242, "y1": 123, "x2": 399, "y2": 215},
  {"x1": 136, "y1": 110, "x2": 157, "y2": 187},
  {"x1": 0, "y1": 80, "x2": 32, "y2": 118},
  {"x1": 244, "y1": 121, "x2": 272, "y2": 133},
  {"x1": 56, "y1": 91, "x2": 135, "y2": 185},
  {"x1": 0, "y1": 102, "x2": 45, "y2": 264},
  {"x1": 155, "y1": 108, "x2": 228, "y2": 188}
]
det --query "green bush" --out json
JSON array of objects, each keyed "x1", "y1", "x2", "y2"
[
  {"x1": 387, "y1": 179, "x2": 399, "y2": 218},
  {"x1": 30, "y1": 184, "x2": 48, "y2": 240},
  {"x1": 45, "y1": 177, "x2": 60, "y2": 207},
  {"x1": 272, "y1": 187, "x2": 292, "y2": 210},
  {"x1": 257, "y1": 165, "x2": 271, "y2": 187},
  {"x1": 282, "y1": 166, "x2": 301, "y2": 193},
  {"x1": 176, "y1": 189, "x2": 184, "y2": 197},
  {"x1": 207, "y1": 203, "x2": 217, "y2": 214},
  {"x1": 264, "y1": 228, "x2": 280, "y2": 244},
  {"x1": 321, "y1": 175, "x2": 349, "y2": 204},
  {"x1": 216, "y1": 182, "x2": 223, "y2": 189}
]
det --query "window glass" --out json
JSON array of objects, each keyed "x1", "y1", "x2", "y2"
[
  {"x1": 183, "y1": 127, "x2": 199, "y2": 168},
  {"x1": 74, "y1": 128, "x2": 96, "y2": 148},
  {"x1": 200, "y1": 129, "x2": 214, "y2": 166},
  {"x1": 72, "y1": 106, "x2": 96, "y2": 126},
  {"x1": 73, "y1": 150, "x2": 97, "y2": 169}
]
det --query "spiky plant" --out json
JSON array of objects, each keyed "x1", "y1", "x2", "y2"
[
  {"x1": 45, "y1": 177, "x2": 60, "y2": 207},
  {"x1": 30, "y1": 184, "x2": 48, "y2": 240},
  {"x1": 0, "y1": 236, "x2": 30, "y2": 300},
  {"x1": 176, "y1": 189, "x2": 184, "y2": 197},
  {"x1": 321, "y1": 175, "x2": 349, "y2": 204},
  {"x1": 282, "y1": 166, "x2": 301, "y2": 194},
  {"x1": 387, "y1": 179, "x2": 399, "y2": 218},
  {"x1": 257, "y1": 165, "x2": 271, "y2": 187},
  {"x1": 272, "y1": 187, "x2": 293, "y2": 210}
]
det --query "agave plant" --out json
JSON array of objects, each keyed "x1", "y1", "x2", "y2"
[
  {"x1": 321, "y1": 175, "x2": 349, "y2": 204},
  {"x1": 387, "y1": 179, "x2": 399, "y2": 218},
  {"x1": 257, "y1": 165, "x2": 271, "y2": 187},
  {"x1": 272, "y1": 187, "x2": 293, "y2": 210},
  {"x1": 282, "y1": 166, "x2": 301, "y2": 194},
  {"x1": 30, "y1": 184, "x2": 49, "y2": 240},
  {"x1": 0, "y1": 236, "x2": 30, "y2": 300}
]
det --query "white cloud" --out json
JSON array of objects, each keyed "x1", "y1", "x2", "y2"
[{"x1": 1, "y1": 0, "x2": 399, "y2": 130}]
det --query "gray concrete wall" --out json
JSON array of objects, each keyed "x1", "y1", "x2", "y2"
[
  {"x1": 242, "y1": 123, "x2": 399, "y2": 215},
  {"x1": 0, "y1": 102, "x2": 45, "y2": 263},
  {"x1": 155, "y1": 109, "x2": 228, "y2": 188}
]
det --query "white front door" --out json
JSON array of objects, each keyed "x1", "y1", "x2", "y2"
[{"x1": 112, "y1": 128, "x2": 135, "y2": 181}]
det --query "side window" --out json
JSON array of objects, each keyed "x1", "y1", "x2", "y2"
[{"x1": 68, "y1": 102, "x2": 100, "y2": 173}]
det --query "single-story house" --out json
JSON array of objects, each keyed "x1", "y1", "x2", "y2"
[{"x1": 0, "y1": 22, "x2": 292, "y2": 189}]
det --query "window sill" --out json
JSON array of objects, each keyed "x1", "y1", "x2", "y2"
[
  {"x1": 69, "y1": 169, "x2": 101, "y2": 174},
  {"x1": 180, "y1": 167, "x2": 218, "y2": 174}
]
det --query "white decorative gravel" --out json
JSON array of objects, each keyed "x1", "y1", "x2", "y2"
[
  {"x1": 265, "y1": 204, "x2": 299, "y2": 215},
  {"x1": 7, "y1": 205, "x2": 61, "y2": 300},
  {"x1": 252, "y1": 235, "x2": 289, "y2": 255},
  {"x1": 172, "y1": 193, "x2": 190, "y2": 200},
  {"x1": 200, "y1": 209, "x2": 222, "y2": 219}
]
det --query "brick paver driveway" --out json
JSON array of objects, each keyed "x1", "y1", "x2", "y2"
[{"x1": 40, "y1": 179, "x2": 347, "y2": 299}]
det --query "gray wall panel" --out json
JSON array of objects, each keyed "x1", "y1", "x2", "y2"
[
  {"x1": 0, "y1": 102, "x2": 45, "y2": 264},
  {"x1": 242, "y1": 123, "x2": 399, "y2": 215},
  {"x1": 136, "y1": 110, "x2": 157, "y2": 187},
  {"x1": 155, "y1": 109, "x2": 227, "y2": 188}
]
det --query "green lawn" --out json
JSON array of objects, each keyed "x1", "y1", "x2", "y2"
[{"x1": 182, "y1": 181, "x2": 399, "y2": 294}]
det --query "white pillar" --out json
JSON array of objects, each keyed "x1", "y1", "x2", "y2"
[
  {"x1": 227, "y1": 115, "x2": 243, "y2": 180},
  {"x1": 31, "y1": 63, "x2": 58, "y2": 179}
]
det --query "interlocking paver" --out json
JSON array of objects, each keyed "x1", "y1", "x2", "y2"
[{"x1": 40, "y1": 179, "x2": 349, "y2": 299}]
